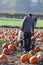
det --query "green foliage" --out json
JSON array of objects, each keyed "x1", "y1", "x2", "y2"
[
  {"x1": 36, "y1": 19, "x2": 43, "y2": 27},
  {"x1": 0, "y1": 18, "x2": 43, "y2": 28}
]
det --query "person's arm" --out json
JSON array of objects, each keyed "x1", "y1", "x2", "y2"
[
  {"x1": 32, "y1": 19, "x2": 35, "y2": 35},
  {"x1": 21, "y1": 16, "x2": 26, "y2": 31}
]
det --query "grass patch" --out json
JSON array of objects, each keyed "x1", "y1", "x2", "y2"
[
  {"x1": 0, "y1": 18, "x2": 43, "y2": 28},
  {"x1": 36, "y1": 19, "x2": 43, "y2": 27},
  {"x1": 0, "y1": 18, "x2": 22, "y2": 27}
]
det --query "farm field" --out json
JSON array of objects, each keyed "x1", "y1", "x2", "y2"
[
  {"x1": 0, "y1": 18, "x2": 43, "y2": 65},
  {"x1": 0, "y1": 28, "x2": 43, "y2": 65},
  {"x1": 0, "y1": 18, "x2": 43, "y2": 28}
]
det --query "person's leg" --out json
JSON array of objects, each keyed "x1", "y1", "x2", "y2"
[
  {"x1": 20, "y1": 40, "x2": 23, "y2": 47},
  {"x1": 19, "y1": 40, "x2": 24, "y2": 51},
  {"x1": 31, "y1": 41, "x2": 35, "y2": 50},
  {"x1": 27, "y1": 32, "x2": 31, "y2": 52},
  {"x1": 24, "y1": 32, "x2": 28, "y2": 51}
]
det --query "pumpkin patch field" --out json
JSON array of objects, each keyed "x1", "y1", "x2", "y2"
[{"x1": 0, "y1": 28, "x2": 43, "y2": 65}]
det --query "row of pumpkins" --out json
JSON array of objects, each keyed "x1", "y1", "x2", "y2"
[
  {"x1": 31, "y1": 29, "x2": 43, "y2": 42},
  {"x1": 20, "y1": 29, "x2": 43, "y2": 64},
  {"x1": 0, "y1": 28, "x2": 23, "y2": 62},
  {"x1": 20, "y1": 46, "x2": 43, "y2": 64},
  {"x1": 0, "y1": 28, "x2": 43, "y2": 41},
  {"x1": 0, "y1": 28, "x2": 19, "y2": 62},
  {"x1": 0, "y1": 41, "x2": 43, "y2": 64},
  {"x1": 0, "y1": 28, "x2": 19, "y2": 41},
  {"x1": 0, "y1": 41, "x2": 19, "y2": 62},
  {"x1": 0, "y1": 28, "x2": 43, "y2": 42},
  {"x1": 0, "y1": 28, "x2": 43, "y2": 64}
]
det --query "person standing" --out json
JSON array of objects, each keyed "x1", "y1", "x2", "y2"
[
  {"x1": 18, "y1": 28, "x2": 24, "y2": 51},
  {"x1": 21, "y1": 14, "x2": 34, "y2": 52}
]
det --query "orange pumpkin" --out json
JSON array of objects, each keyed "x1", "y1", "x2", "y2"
[
  {"x1": 10, "y1": 31, "x2": 15, "y2": 35},
  {"x1": 0, "y1": 53, "x2": 8, "y2": 62},
  {"x1": 29, "y1": 56, "x2": 38, "y2": 64},
  {"x1": 2, "y1": 48, "x2": 10, "y2": 55},
  {"x1": 2, "y1": 43, "x2": 9, "y2": 49},
  {"x1": 4, "y1": 55, "x2": 8, "y2": 62},
  {"x1": 34, "y1": 31, "x2": 40, "y2": 38},
  {"x1": 20, "y1": 54, "x2": 30, "y2": 62},
  {"x1": 7, "y1": 36, "x2": 12, "y2": 40},
  {"x1": 35, "y1": 46, "x2": 40, "y2": 52},
  {"x1": 39, "y1": 32, "x2": 43, "y2": 37},
  {"x1": 0, "y1": 34, "x2": 4, "y2": 39},
  {"x1": 15, "y1": 29, "x2": 18, "y2": 35},
  {"x1": 0, "y1": 53, "x2": 5, "y2": 59},
  {"x1": 40, "y1": 38, "x2": 43, "y2": 42},
  {"x1": 29, "y1": 50, "x2": 35, "y2": 55},
  {"x1": 14, "y1": 41, "x2": 19, "y2": 47},
  {"x1": 8, "y1": 44, "x2": 15, "y2": 51},
  {"x1": 10, "y1": 35, "x2": 15, "y2": 39}
]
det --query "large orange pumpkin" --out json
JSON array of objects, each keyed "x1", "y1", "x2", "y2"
[
  {"x1": 20, "y1": 54, "x2": 30, "y2": 62},
  {"x1": 29, "y1": 56, "x2": 38, "y2": 64},
  {"x1": 35, "y1": 46, "x2": 40, "y2": 52},
  {"x1": 2, "y1": 43, "x2": 9, "y2": 49},
  {"x1": 8, "y1": 44, "x2": 15, "y2": 51},
  {"x1": 2, "y1": 48, "x2": 10, "y2": 55}
]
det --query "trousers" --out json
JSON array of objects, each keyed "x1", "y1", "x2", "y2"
[{"x1": 24, "y1": 32, "x2": 31, "y2": 52}]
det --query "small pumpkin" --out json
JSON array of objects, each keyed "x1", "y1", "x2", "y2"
[
  {"x1": 10, "y1": 31, "x2": 15, "y2": 35},
  {"x1": 40, "y1": 38, "x2": 43, "y2": 42},
  {"x1": 29, "y1": 50, "x2": 35, "y2": 55},
  {"x1": 2, "y1": 43, "x2": 9, "y2": 49},
  {"x1": 35, "y1": 46, "x2": 40, "y2": 52},
  {"x1": 1, "y1": 34, "x2": 4, "y2": 38},
  {"x1": 20, "y1": 54, "x2": 30, "y2": 62},
  {"x1": 14, "y1": 41, "x2": 19, "y2": 47},
  {"x1": 10, "y1": 35, "x2": 15, "y2": 39},
  {"x1": 39, "y1": 32, "x2": 43, "y2": 37},
  {"x1": 29, "y1": 56, "x2": 38, "y2": 64},
  {"x1": 8, "y1": 44, "x2": 15, "y2": 51},
  {"x1": 0, "y1": 53, "x2": 8, "y2": 62},
  {"x1": 2, "y1": 48, "x2": 10, "y2": 55},
  {"x1": 15, "y1": 29, "x2": 18, "y2": 35}
]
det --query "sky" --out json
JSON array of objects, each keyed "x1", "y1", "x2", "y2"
[
  {"x1": 0, "y1": 0, "x2": 43, "y2": 13},
  {"x1": 0, "y1": 0, "x2": 16, "y2": 10}
]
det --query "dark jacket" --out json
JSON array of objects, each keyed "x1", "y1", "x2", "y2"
[{"x1": 22, "y1": 15, "x2": 34, "y2": 33}]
